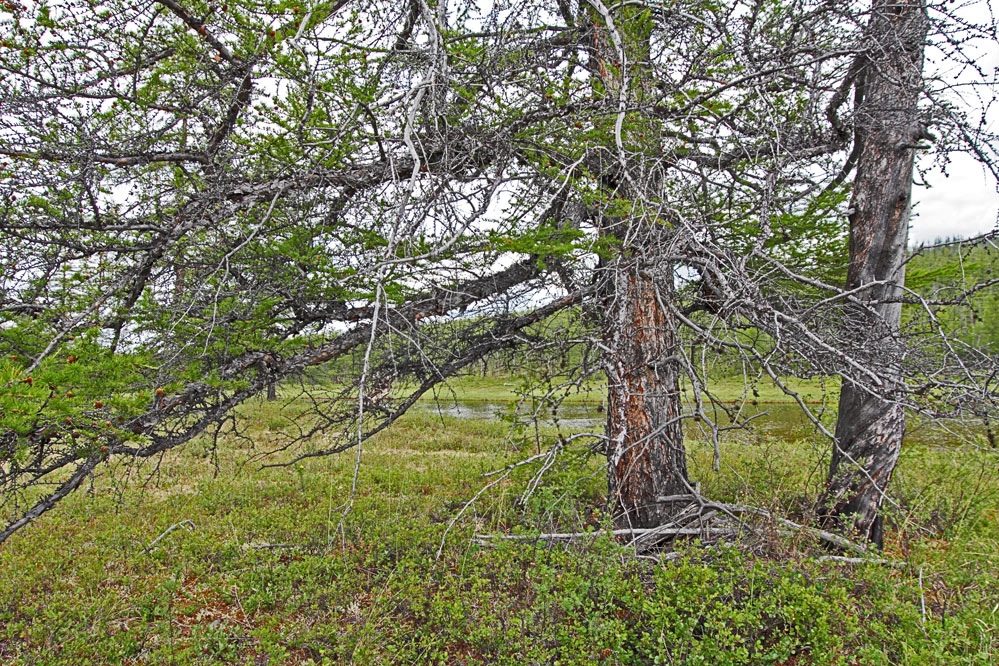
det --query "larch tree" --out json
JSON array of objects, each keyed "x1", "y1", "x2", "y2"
[
  {"x1": 819, "y1": 0, "x2": 929, "y2": 546},
  {"x1": 586, "y1": 2, "x2": 691, "y2": 529},
  {"x1": 0, "y1": 0, "x2": 996, "y2": 547}
]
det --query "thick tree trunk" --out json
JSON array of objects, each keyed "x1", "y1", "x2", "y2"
[
  {"x1": 603, "y1": 259, "x2": 689, "y2": 529},
  {"x1": 589, "y1": 5, "x2": 691, "y2": 529},
  {"x1": 267, "y1": 383, "x2": 277, "y2": 401},
  {"x1": 820, "y1": 0, "x2": 927, "y2": 547}
]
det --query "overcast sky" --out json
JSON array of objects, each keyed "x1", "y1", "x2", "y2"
[
  {"x1": 912, "y1": 154, "x2": 999, "y2": 244},
  {"x1": 910, "y1": 0, "x2": 999, "y2": 244}
]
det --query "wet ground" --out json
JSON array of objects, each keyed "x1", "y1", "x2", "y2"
[{"x1": 415, "y1": 398, "x2": 990, "y2": 448}]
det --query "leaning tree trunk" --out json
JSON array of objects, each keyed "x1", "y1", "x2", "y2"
[
  {"x1": 590, "y1": 4, "x2": 691, "y2": 529},
  {"x1": 820, "y1": 0, "x2": 928, "y2": 547}
]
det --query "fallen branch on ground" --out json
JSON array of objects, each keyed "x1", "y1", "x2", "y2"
[
  {"x1": 473, "y1": 496, "x2": 869, "y2": 556},
  {"x1": 817, "y1": 555, "x2": 904, "y2": 567},
  {"x1": 473, "y1": 526, "x2": 744, "y2": 545},
  {"x1": 145, "y1": 520, "x2": 196, "y2": 552}
]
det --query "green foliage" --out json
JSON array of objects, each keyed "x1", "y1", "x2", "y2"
[
  {"x1": 905, "y1": 241, "x2": 999, "y2": 351},
  {"x1": 0, "y1": 324, "x2": 153, "y2": 455}
]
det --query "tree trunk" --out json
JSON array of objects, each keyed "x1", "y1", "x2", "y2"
[
  {"x1": 603, "y1": 258, "x2": 689, "y2": 529},
  {"x1": 820, "y1": 0, "x2": 928, "y2": 547},
  {"x1": 267, "y1": 383, "x2": 277, "y2": 401},
  {"x1": 590, "y1": 5, "x2": 691, "y2": 529}
]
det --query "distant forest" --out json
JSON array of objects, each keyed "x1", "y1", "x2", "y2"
[{"x1": 908, "y1": 238, "x2": 999, "y2": 352}]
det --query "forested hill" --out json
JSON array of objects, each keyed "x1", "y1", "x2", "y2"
[{"x1": 907, "y1": 237, "x2": 999, "y2": 351}]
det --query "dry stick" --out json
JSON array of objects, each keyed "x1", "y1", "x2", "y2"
[
  {"x1": 705, "y1": 502, "x2": 868, "y2": 554},
  {"x1": 475, "y1": 526, "x2": 876, "y2": 560},
  {"x1": 475, "y1": 499, "x2": 869, "y2": 555},
  {"x1": 629, "y1": 503, "x2": 718, "y2": 551},
  {"x1": 655, "y1": 494, "x2": 700, "y2": 504},
  {"x1": 817, "y1": 555, "x2": 904, "y2": 568},
  {"x1": 653, "y1": 493, "x2": 865, "y2": 554},
  {"x1": 0, "y1": 454, "x2": 105, "y2": 544},
  {"x1": 919, "y1": 566, "x2": 927, "y2": 629},
  {"x1": 436, "y1": 466, "x2": 515, "y2": 561},
  {"x1": 474, "y1": 526, "x2": 743, "y2": 542},
  {"x1": 329, "y1": 87, "x2": 420, "y2": 546},
  {"x1": 145, "y1": 520, "x2": 196, "y2": 552},
  {"x1": 646, "y1": 509, "x2": 721, "y2": 548},
  {"x1": 243, "y1": 543, "x2": 304, "y2": 551},
  {"x1": 643, "y1": 552, "x2": 900, "y2": 568}
]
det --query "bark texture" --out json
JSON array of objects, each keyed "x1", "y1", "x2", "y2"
[
  {"x1": 820, "y1": 0, "x2": 928, "y2": 547},
  {"x1": 603, "y1": 261, "x2": 689, "y2": 528}
]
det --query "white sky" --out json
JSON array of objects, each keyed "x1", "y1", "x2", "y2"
[
  {"x1": 913, "y1": 154, "x2": 999, "y2": 244},
  {"x1": 911, "y1": 0, "x2": 999, "y2": 244}
]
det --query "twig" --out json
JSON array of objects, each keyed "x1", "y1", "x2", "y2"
[
  {"x1": 817, "y1": 555, "x2": 904, "y2": 568},
  {"x1": 919, "y1": 566, "x2": 927, "y2": 628},
  {"x1": 657, "y1": 551, "x2": 688, "y2": 563},
  {"x1": 654, "y1": 494, "x2": 700, "y2": 503},
  {"x1": 475, "y1": 499, "x2": 869, "y2": 556},
  {"x1": 630, "y1": 508, "x2": 723, "y2": 551},
  {"x1": 145, "y1": 520, "x2": 196, "y2": 552},
  {"x1": 242, "y1": 542, "x2": 303, "y2": 550},
  {"x1": 711, "y1": 503, "x2": 868, "y2": 554}
]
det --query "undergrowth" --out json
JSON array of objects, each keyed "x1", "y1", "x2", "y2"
[{"x1": 0, "y1": 399, "x2": 996, "y2": 665}]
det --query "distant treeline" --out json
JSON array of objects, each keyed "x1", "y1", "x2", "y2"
[{"x1": 906, "y1": 239, "x2": 999, "y2": 351}]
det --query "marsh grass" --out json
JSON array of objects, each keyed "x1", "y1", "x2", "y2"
[{"x1": 1, "y1": 386, "x2": 997, "y2": 665}]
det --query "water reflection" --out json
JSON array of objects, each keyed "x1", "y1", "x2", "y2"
[{"x1": 415, "y1": 399, "x2": 987, "y2": 447}]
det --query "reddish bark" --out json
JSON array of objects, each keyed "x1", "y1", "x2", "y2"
[
  {"x1": 603, "y1": 262, "x2": 689, "y2": 529},
  {"x1": 591, "y1": 7, "x2": 692, "y2": 529}
]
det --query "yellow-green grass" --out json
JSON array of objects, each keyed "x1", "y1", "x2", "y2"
[{"x1": 322, "y1": 374, "x2": 838, "y2": 405}]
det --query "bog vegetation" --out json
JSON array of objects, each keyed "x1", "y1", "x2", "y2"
[
  {"x1": 2, "y1": 0, "x2": 999, "y2": 662},
  {"x1": 1, "y1": 380, "x2": 998, "y2": 664}
]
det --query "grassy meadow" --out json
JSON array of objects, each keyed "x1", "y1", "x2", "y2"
[{"x1": 1, "y1": 377, "x2": 997, "y2": 665}]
